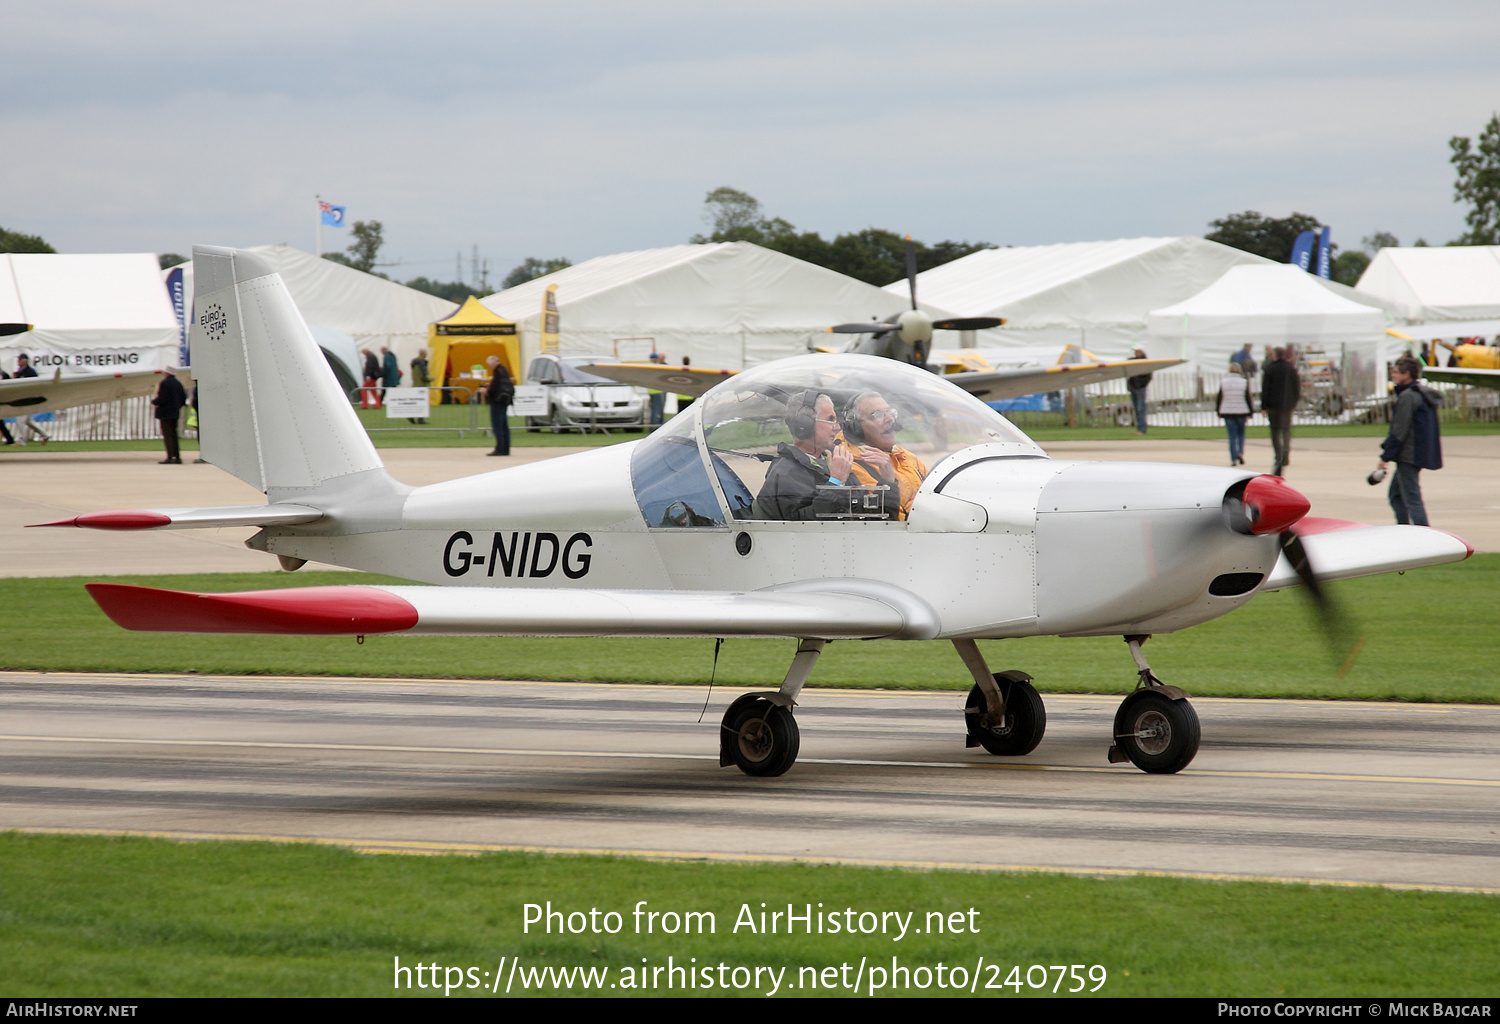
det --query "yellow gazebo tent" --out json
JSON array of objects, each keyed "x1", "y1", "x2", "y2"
[{"x1": 427, "y1": 296, "x2": 520, "y2": 403}]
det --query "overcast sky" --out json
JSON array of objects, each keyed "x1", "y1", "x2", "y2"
[{"x1": 4, "y1": 1, "x2": 1497, "y2": 285}]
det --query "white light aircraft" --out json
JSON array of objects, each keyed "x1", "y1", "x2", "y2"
[{"x1": 39, "y1": 247, "x2": 1473, "y2": 777}]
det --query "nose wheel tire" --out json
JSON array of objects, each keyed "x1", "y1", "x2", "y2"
[
  {"x1": 1113, "y1": 689, "x2": 1200, "y2": 774},
  {"x1": 965, "y1": 673, "x2": 1046, "y2": 756},
  {"x1": 721, "y1": 695, "x2": 800, "y2": 777}
]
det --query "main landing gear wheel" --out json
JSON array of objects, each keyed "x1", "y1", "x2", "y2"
[
  {"x1": 720, "y1": 694, "x2": 800, "y2": 777},
  {"x1": 965, "y1": 671, "x2": 1046, "y2": 756},
  {"x1": 1112, "y1": 689, "x2": 1200, "y2": 774}
]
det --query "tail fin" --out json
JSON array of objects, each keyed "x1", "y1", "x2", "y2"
[{"x1": 191, "y1": 245, "x2": 385, "y2": 499}]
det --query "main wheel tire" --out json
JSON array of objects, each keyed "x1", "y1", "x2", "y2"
[
  {"x1": 724, "y1": 696, "x2": 800, "y2": 777},
  {"x1": 965, "y1": 673, "x2": 1046, "y2": 756},
  {"x1": 1113, "y1": 690, "x2": 1200, "y2": 774}
]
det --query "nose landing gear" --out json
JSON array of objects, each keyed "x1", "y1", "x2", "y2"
[{"x1": 1108, "y1": 635, "x2": 1200, "y2": 774}]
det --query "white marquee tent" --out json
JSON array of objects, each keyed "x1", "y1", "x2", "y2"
[
  {"x1": 0, "y1": 253, "x2": 180, "y2": 375},
  {"x1": 1355, "y1": 245, "x2": 1500, "y2": 321},
  {"x1": 482, "y1": 242, "x2": 931, "y2": 373},
  {"x1": 174, "y1": 244, "x2": 455, "y2": 387},
  {"x1": 1148, "y1": 264, "x2": 1390, "y2": 393},
  {"x1": 891, "y1": 237, "x2": 1274, "y2": 359}
]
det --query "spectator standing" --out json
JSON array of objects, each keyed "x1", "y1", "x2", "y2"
[
  {"x1": 12, "y1": 354, "x2": 48, "y2": 443},
  {"x1": 380, "y1": 346, "x2": 401, "y2": 404},
  {"x1": 1230, "y1": 343, "x2": 1258, "y2": 378},
  {"x1": 361, "y1": 349, "x2": 380, "y2": 408},
  {"x1": 646, "y1": 351, "x2": 666, "y2": 427},
  {"x1": 1377, "y1": 356, "x2": 1443, "y2": 526},
  {"x1": 408, "y1": 348, "x2": 430, "y2": 425},
  {"x1": 1261, "y1": 346, "x2": 1300, "y2": 476},
  {"x1": 1216, "y1": 361, "x2": 1254, "y2": 466},
  {"x1": 152, "y1": 370, "x2": 188, "y2": 464},
  {"x1": 675, "y1": 354, "x2": 695, "y2": 413},
  {"x1": 1126, "y1": 349, "x2": 1152, "y2": 434},
  {"x1": 484, "y1": 355, "x2": 514, "y2": 457}
]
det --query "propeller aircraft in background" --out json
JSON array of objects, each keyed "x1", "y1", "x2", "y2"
[
  {"x1": 35, "y1": 247, "x2": 1472, "y2": 779},
  {"x1": 582, "y1": 236, "x2": 1184, "y2": 403}
]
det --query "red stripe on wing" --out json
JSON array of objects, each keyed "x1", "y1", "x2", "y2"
[{"x1": 85, "y1": 584, "x2": 419, "y2": 635}]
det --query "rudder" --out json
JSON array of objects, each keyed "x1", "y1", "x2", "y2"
[{"x1": 191, "y1": 245, "x2": 384, "y2": 498}]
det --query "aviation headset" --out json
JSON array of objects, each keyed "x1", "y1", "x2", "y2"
[
  {"x1": 785, "y1": 390, "x2": 828, "y2": 441},
  {"x1": 840, "y1": 390, "x2": 883, "y2": 445}
]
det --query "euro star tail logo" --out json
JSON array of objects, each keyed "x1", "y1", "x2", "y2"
[{"x1": 200, "y1": 304, "x2": 228, "y2": 342}]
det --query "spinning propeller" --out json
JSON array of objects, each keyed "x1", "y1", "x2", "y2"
[
  {"x1": 1229, "y1": 475, "x2": 1365, "y2": 676},
  {"x1": 826, "y1": 236, "x2": 1004, "y2": 366}
]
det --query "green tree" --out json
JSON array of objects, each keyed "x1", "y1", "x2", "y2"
[
  {"x1": 1331, "y1": 250, "x2": 1369, "y2": 286},
  {"x1": 689, "y1": 187, "x2": 996, "y2": 286},
  {"x1": 158, "y1": 253, "x2": 187, "y2": 270},
  {"x1": 1449, "y1": 113, "x2": 1500, "y2": 245},
  {"x1": 405, "y1": 277, "x2": 485, "y2": 303},
  {"x1": 323, "y1": 220, "x2": 386, "y2": 275},
  {"x1": 1362, "y1": 231, "x2": 1399, "y2": 252},
  {"x1": 0, "y1": 225, "x2": 56, "y2": 253},
  {"x1": 500, "y1": 257, "x2": 572, "y2": 290},
  {"x1": 1205, "y1": 210, "x2": 1325, "y2": 262}
]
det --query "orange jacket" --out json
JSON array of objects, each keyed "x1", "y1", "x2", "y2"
[{"x1": 848, "y1": 446, "x2": 928, "y2": 520}]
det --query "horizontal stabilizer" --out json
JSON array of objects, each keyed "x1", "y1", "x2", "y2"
[
  {"x1": 85, "y1": 580, "x2": 941, "y2": 640},
  {"x1": 1260, "y1": 518, "x2": 1472, "y2": 591},
  {"x1": 32, "y1": 504, "x2": 323, "y2": 531}
]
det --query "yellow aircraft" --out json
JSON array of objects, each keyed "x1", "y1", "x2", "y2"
[{"x1": 1386, "y1": 325, "x2": 1500, "y2": 390}]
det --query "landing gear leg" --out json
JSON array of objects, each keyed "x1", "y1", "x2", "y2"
[
  {"x1": 719, "y1": 639, "x2": 824, "y2": 777},
  {"x1": 953, "y1": 639, "x2": 1046, "y2": 756},
  {"x1": 1108, "y1": 634, "x2": 1200, "y2": 774}
]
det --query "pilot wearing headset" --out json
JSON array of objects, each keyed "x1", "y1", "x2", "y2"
[
  {"x1": 842, "y1": 389, "x2": 927, "y2": 520},
  {"x1": 752, "y1": 390, "x2": 856, "y2": 521}
]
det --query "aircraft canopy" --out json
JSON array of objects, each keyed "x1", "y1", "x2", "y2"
[{"x1": 630, "y1": 354, "x2": 1039, "y2": 528}]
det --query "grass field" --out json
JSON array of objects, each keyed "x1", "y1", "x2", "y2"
[
  {"x1": 9, "y1": 416, "x2": 1500, "y2": 453},
  {"x1": 1, "y1": 833, "x2": 1495, "y2": 997},
  {"x1": 2, "y1": 554, "x2": 1493, "y2": 702}
]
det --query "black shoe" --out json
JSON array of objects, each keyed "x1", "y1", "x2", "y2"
[{"x1": 159, "y1": 458, "x2": 182, "y2": 464}]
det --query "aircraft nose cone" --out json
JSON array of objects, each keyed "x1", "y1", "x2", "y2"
[{"x1": 1242, "y1": 474, "x2": 1311, "y2": 534}]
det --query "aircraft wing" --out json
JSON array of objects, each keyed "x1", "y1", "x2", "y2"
[
  {"x1": 940, "y1": 358, "x2": 1184, "y2": 401},
  {"x1": 1259, "y1": 518, "x2": 1472, "y2": 591},
  {"x1": 581, "y1": 357, "x2": 1185, "y2": 403},
  {"x1": 85, "y1": 579, "x2": 942, "y2": 641},
  {"x1": 0, "y1": 368, "x2": 188, "y2": 417},
  {"x1": 32, "y1": 504, "x2": 323, "y2": 531},
  {"x1": 1421, "y1": 366, "x2": 1500, "y2": 390},
  {"x1": 576, "y1": 363, "x2": 737, "y2": 398}
]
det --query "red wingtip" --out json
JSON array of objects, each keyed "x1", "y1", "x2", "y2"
[
  {"x1": 85, "y1": 584, "x2": 419, "y2": 635},
  {"x1": 1243, "y1": 474, "x2": 1311, "y2": 535},
  {"x1": 29, "y1": 511, "x2": 173, "y2": 530}
]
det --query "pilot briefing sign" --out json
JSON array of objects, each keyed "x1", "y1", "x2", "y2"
[{"x1": 0, "y1": 348, "x2": 166, "y2": 371}]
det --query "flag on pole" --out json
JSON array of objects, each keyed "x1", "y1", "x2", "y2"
[
  {"x1": 319, "y1": 201, "x2": 346, "y2": 227},
  {"x1": 1289, "y1": 230, "x2": 1316, "y2": 272}
]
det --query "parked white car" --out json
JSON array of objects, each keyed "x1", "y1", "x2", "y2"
[{"x1": 526, "y1": 354, "x2": 648, "y2": 432}]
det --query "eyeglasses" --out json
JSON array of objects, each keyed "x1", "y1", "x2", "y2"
[
  {"x1": 861, "y1": 408, "x2": 897, "y2": 424},
  {"x1": 815, "y1": 416, "x2": 839, "y2": 426}
]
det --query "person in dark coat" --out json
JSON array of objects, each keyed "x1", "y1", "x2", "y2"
[
  {"x1": 1376, "y1": 356, "x2": 1443, "y2": 526},
  {"x1": 1126, "y1": 349, "x2": 1152, "y2": 434},
  {"x1": 152, "y1": 371, "x2": 188, "y2": 464},
  {"x1": 484, "y1": 355, "x2": 514, "y2": 456},
  {"x1": 752, "y1": 391, "x2": 856, "y2": 520},
  {"x1": 1260, "y1": 346, "x2": 1300, "y2": 476},
  {"x1": 361, "y1": 349, "x2": 380, "y2": 408},
  {"x1": 0, "y1": 365, "x2": 12, "y2": 445}
]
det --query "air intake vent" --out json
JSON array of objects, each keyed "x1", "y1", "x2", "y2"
[{"x1": 1209, "y1": 572, "x2": 1264, "y2": 596}]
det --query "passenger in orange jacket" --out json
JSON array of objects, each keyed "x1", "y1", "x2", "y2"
[{"x1": 841, "y1": 389, "x2": 927, "y2": 520}]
